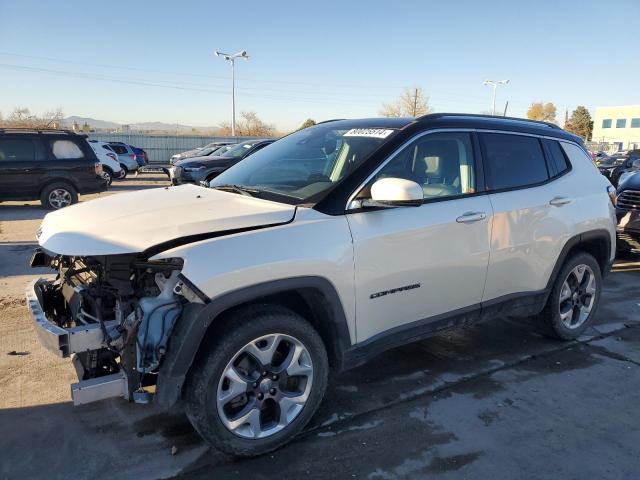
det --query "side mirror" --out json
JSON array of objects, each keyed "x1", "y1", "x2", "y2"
[
  {"x1": 632, "y1": 159, "x2": 640, "y2": 170},
  {"x1": 362, "y1": 178, "x2": 423, "y2": 208}
]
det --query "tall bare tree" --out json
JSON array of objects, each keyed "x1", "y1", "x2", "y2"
[
  {"x1": 218, "y1": 111, "x2": 275, "y2": 136},
  {"x1": 4, "y1": 107, "x2": 64, "y2": 128},
  {"x1": 526, "y1": 102, "x2": 557, "y2": 123},
  {"x1": 380, "y1": 87, "x2": 431, "y2": 117}
]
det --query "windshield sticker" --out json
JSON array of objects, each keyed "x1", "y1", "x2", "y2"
[{"x1": 344, "y1": 128, "x2": 394, "y2": 139}]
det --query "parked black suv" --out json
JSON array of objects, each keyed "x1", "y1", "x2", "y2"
[{"x1": 0, "y1": 129, "x2": 107, "y2": 209}]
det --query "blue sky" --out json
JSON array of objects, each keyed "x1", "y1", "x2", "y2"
[{"x1": 0, "y1": 0, "x2": 638, "y2": 131}]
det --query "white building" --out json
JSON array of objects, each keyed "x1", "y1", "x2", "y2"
[{"x1": 591, "y1": 105, "x2": 640, "y2": 151}]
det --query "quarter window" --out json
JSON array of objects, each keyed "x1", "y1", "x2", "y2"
[
  {"x1": 481, "y1": 133, "x2": 549, "y2": 190},
  {"x1": 110, "y1": 144, "x2": 128, "y2": 154},
  {"x1": 370, "y1": 132, "x2": 476, "y2": 200},
  {"x1": 0, "y1": 138, "x2": 35, "y2": 161},
  {"x1": 616, "y1": 119, "x2": 627, "y2": 128},
  {"x1": 631, "y1": 118, "x2": 640, "y2": 128},
  {"x1": 51, "y1": 140, "x2": 85, "y2": 159},
  {"x1": 544, "y1": 140, "x2": 570, "y2": 177},
  {"x1": 602, "y1": 119, "x2": 612, "y2": 128}
]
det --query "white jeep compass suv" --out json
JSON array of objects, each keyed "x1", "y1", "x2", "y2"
[{"x1": 27, "y1": 114, "x2": 616, "y2": 456}]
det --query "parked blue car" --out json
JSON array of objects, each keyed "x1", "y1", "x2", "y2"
[{"x1": 131, "y1": 146, "x2": 148, "y2": 166}]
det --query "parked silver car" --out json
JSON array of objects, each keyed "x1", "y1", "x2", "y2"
[
  {"x1": 169, "y1": 142, "x2": 233, "y2": 165},
  {"x1": 108, "y1": 142, "x2": 139, "y2": 174}
]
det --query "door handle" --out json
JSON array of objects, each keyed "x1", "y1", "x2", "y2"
[
  {"x1": 456, "y1": 211, "x2": 487, "y2": 223},
  {"x1": 549, "y1": 196, "x2": 572, "y2": 207}
]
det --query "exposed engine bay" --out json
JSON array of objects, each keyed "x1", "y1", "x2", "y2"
[{"x1": 31, "y1": 249, "x2": 204, "y2": 400}]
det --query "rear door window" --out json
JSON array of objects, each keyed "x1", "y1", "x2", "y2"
[
  {"x1": 480, "y1": 133, "x2": 549, "y2": 190},
  {"x1": 51, "y1": 139, "x2": 85, "y2": 159},
  {"x1": 0, "y1": 138, "x2": 36, "y2": 161}
]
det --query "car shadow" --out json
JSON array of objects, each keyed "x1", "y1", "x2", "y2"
[
  {"x1": 0, "y1": 205, "x2": 46, "y2": 222},
  {"x1": 0, "y1": 241, "x2": 46, "y2": 277}
]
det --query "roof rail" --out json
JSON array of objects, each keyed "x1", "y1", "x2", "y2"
[
  {"x1": 415, "y1": 113, "x2": 562, "y2": 130},
  {"x1": 316, "y1": 118, "x2": 345, "y2": 125},
  {"x1": 0, "y1": 127, "x2": 80, "y2": 135}
]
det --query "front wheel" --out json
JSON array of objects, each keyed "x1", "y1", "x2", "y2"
[
  {"x1": 185, "y1": 305, "x2": 328, "y2": 457},
  {"x1": 537, "y1": 252, "x2": 602, "y2": 340}
]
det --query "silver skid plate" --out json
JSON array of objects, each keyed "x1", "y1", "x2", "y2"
[{"x1": 71, "y1": 371, "x2": 129, "y2": 406}]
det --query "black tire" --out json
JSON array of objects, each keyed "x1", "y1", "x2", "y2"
[
  {"x1": 184, "y1": 304, "x2": 329, "y2": 457},
  {"x1": 102, "y1": 168, "x2": 113, "y2": 186},
  {"x1": 119, "y1": 164, "x2": 128, "y2": 179},
  {"x1": 40, "y1": 182, "x2": 78, "y2": 210},
  {"x1": 536, "y1": 252, "x2": 602, "y2": 340}
]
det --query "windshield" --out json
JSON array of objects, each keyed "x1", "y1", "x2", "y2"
[
  {"x1": 199, "y1": 145, "x2": 223, "y2": 156},
  {"x1": 209, "y1": 125, "x2": 394, "y2": 204},
  {"x1": 221, "y1": 142, "x2": 255, "y2": 158}
]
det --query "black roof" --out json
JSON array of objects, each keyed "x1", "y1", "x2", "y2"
[{"x1": 319, "y1": 114, "x2": 581, "y2": 143}]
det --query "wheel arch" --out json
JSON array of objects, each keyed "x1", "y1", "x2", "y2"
[
  {"x1": 546, "y1": 229, "x2": 613, "y2": 291},
  {"x1": 155, "y1": 276, "x2": 351, "y2": 408},
  {"x1": 38, "y1": 177, "x2": 78, "y2": 196}
]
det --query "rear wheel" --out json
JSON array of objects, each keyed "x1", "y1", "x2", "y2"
[
  {"x1": 101, "y1": 169, "x2": 113, "y2": 185},
  {"x1": 185, "y1": 305, "x2": 328, "y2": 457},
  {"x1": 537, "y1": 252, "x2": 602, "y2": 339},
  {"x1": 40, "y1": 182, "x2": 78, "y2": 210},
  {"x1": 119, "y1": 164, "x2": 128, "y2": 179}
]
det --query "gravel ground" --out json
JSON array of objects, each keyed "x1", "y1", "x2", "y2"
[{"x1": 1, "y1": 175, "x2": 639, "y2": 479}]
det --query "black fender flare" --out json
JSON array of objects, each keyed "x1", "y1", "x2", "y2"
[{"x1": 155, "y1": 276, "x2": 352, "y2": 408}]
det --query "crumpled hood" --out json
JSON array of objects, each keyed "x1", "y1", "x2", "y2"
[{"x1": 37, "y1": 184, "x2": 296, "y2": 256}]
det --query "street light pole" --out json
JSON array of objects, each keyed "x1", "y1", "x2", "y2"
[
  {"x1": 215, "y1": 50, "x2": 249, "y2": 137},
  {"x1": 483, "y1": 79, "x2": 510, "y2": 115}
]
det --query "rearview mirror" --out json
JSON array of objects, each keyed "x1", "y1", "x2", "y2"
[{"x1": 363, "y1": 178, "x2": 423, "y2": 208}]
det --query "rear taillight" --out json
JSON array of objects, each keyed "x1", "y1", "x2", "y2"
[
  {"x1": 95, "y1": 162, "x2": 103, "y2": 175},
  {"x1": 107, "y1": 152, "x2": 117, "y2": 161},
  {"x1": 130, "y1": 153, "x2": 136, "y2": 160},
  {"x1": 607, "y1": 186, "x2": 617, "y2": 206}
]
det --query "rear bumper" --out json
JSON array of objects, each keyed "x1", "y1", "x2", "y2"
[{"x1": 77, "y1": 176, "x2": 108, "y2": 195}]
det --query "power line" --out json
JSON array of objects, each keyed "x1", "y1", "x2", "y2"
[{"x1": 0, "y1": 51, "x2": 534, "y2": 107}]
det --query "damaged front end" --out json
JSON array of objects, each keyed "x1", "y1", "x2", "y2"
[{"x1": 27, "y1": 249, "x2": 204, "y2": 406}]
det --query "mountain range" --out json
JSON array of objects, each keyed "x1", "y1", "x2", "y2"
[{"x1": 63, "y1": 116, "x2": 219, "y2": 133}]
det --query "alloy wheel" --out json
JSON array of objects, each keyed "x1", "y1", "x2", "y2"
[
  {"x1": 216, "y1": 333, "x2": 314, "y2": 439},
  {"x1": 48, "y1": 188, "x2": 72, "y2": 209},
  {"x1": 558, "y1": 264, "x2": 597, "y2": 329}
]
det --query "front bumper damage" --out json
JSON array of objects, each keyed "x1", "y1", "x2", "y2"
[
  {"x1": 28, "y1": 279, "x2": 129, "y2": 405},
  {"x1": 27, "y1": 279, "x2": 119, "y2": 358},
  {"x1": 26, "y1": 250, "x2": 202, "y2": 407}
]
